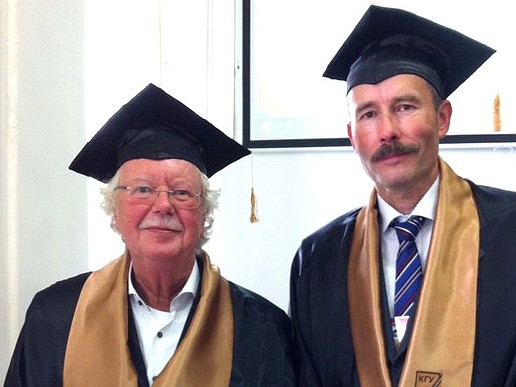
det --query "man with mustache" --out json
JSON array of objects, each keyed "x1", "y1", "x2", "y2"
[
  {"x1": 5, "y1": 84, "x2": 297, "y2": 386},
  {"x1": 290, "y1": 5, "x2": 516, "y2": 387}
]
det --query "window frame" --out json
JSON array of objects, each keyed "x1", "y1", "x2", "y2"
[{"x1": 241, "y1": 0, "x2": 516, "y2": 149}]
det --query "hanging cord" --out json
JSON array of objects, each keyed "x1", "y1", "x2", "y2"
[
  {"x1": 158, "y1": 0, "x2": 163, "y2": 86},
  {"x1": 250, "y1": 154, "x2": 259, "y2": 223},
  {"x1": 493, "y1": 93, "x2": 501, "y2": 132}
]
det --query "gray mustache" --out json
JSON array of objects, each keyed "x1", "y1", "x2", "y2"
[{"x1": 139, "y1": 216, "x2": 183, "y2": 231}]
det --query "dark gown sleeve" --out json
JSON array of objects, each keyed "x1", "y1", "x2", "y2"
[
  {"x1": 290, "y1": 246, "x2": 323, "y2": 387},
  {"x1": 289, "y1": 211, "x2": 361, "y2": 387},
  {"x1": 228, "y1": 282, "x2": 298, "y2": 387},
  {"x1": 468, "y1": 183, "x2": 516, "y2": 387},
  {"x1": 4, "y1": 273, "x2": 90, "y2": 387}
]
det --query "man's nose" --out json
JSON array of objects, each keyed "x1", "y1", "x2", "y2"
[
  {"x1": 379, "y1": 114, "x2": 400, "y2": 142},
  {"x1": 152, "y1": 189, "x2": 174, "y2": 211}
]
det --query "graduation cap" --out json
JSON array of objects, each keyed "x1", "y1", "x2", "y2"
[
  {"x1": 69, "y1": 83, "x2": 251, "y2": 182},
  {"x1": 323, "y1": 5, "x2": 495, "y2": 98}
]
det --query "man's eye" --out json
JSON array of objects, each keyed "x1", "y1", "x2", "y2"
[
  {"x1": 173, "y1": 189, "x2": 191, "y2": 198},
  {"x1": 135, "y1": 186, "x2": 153, "y2": 194},
  {"x1": 358, "y1": 111, "x2": 375, "y2": 121},
  {"x1": 399, "y1": 104, "x2": 413, "y2": 112}
]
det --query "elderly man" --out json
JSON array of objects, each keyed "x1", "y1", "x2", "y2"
[
  {"x1": 5, "y1": 84, "x2": 296, "y2": 386},
  {"x1": 290, "y1": 5, "x2": 516, "y2": 387}
]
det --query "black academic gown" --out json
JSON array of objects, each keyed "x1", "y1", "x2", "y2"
[
  {"x1": 290, "y1": 181, "x2": 516, "y2": 387},
  {"x1": 4, "y1": 258, "x2": 297, "y2": 387}
]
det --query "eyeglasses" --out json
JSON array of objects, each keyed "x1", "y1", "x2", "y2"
[{"x1": 115, "y1": 185, "x2": 203, "y2": 209}]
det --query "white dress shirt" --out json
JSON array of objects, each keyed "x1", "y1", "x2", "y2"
[
  {"x1": 377, "y1": 177, "x2": 439, "y2": 319},
  {"x1": 128, "y1": 260, "x2": 199, "y2": 385}
]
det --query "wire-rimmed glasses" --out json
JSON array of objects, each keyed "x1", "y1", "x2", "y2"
[{"x1": 115, "y1": 185, "x2": 203, "y2": 209}]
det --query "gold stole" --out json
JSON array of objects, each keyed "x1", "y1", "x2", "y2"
[
  {"x1": 63, "y1": 251, "x2": 234, "y2": 387},
  {"x1": 348, "y1": 159, "x2": 479, "y2": 386}
]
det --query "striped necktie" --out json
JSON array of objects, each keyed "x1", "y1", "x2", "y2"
[{"x1": 391, "y1": 215, "x2": 426, "y2": 319}]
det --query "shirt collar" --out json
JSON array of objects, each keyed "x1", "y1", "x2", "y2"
[
  {"x1": 128, "y1": 258, "x2": 200, "y2": 307},
  {"x1": 377, "y1": 176, "x2": 439, "y2": 233}
]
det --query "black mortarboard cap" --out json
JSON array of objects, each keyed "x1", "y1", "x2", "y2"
[
  {"x1": 323, "y1": 5, "x2": 495, "y2": 98},
  {"x1": 69, "y1": 83, "x2": 251, "y2": 182}
]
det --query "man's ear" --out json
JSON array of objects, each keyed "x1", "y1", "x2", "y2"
[
  {"x1": 437, "y1": 100, "x2": 452, "y2": 139},
  {"x1": 347, "y1": 122, "x2": 356, "y2": 150}
]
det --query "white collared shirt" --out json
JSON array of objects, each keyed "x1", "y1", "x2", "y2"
[
  {"x1": 128, "y1": 260, "x2": 199, "y2": 385},
  {"x1": 377, "y1": 177, "x2": 439, "y2": 318}
]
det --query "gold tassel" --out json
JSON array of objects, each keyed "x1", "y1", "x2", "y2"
[
  {"x1": 493, "y1": 93, "x2": 502, "y2": 132},
  {"x1": 250, "y1": 187, "x2": 259, "y2": 223},
  {"x1": 249, "y1": 153, "x2": 259, "y2": 223}
]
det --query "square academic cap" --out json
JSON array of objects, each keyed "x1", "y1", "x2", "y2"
[
  {"x1": 323, "y1": 5, "x2": 495, "y2": 98},
  {"x1": 69, "y1": 83, "x2": 250, "y2": 182}
]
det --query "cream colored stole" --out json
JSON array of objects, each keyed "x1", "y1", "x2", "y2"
[
  {"x1": 63, "y1": 251, "x2": 233, "y2": 386},
  {"x1": 348, "y1": 159, "x2": 479, "y2": 386}
]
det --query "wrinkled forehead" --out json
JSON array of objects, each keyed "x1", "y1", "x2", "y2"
[
  {"x1": 345, "y1": 74, "x2": 436, "y2": 119},
  {"x1": 118, "y1": 158, "x2": 203, "y2": 186}
]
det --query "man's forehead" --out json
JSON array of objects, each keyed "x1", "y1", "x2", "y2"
[
  {"x1": 348, "y1": 74, "x2": 432, "y2": 102},
  {"x1": 119, "y1": 158, "x2": 202, "y2": 181}
]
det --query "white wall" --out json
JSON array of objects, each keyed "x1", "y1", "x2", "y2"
[
  {"x1": 2, "y1": 0, "x2": 516, "y2": 380},
  {"x1": 0, "y1": 0, "x2": 87, "y2": 377}
]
